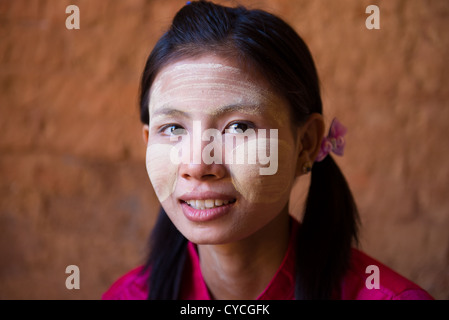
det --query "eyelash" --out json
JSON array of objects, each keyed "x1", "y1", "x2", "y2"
[
  {"x1": 158, "y1": 121, "x2": 256, "y2": 136},
  {"x1": 158, "y1": 124, "x2": 186, "y2": 136},
  {"x1": 226, "y1": 121, "x2": 255, "y2": 133}
]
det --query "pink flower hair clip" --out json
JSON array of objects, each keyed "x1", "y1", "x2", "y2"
[{"x1": 315, "y1": 118, "x2": 347, "y2": 162}]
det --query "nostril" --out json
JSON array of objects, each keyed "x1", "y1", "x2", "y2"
[{"x1": 179, "y1": 163, "x2": 227, "y2": 181}]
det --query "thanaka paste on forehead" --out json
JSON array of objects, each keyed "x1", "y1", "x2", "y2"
[
  {"x1": 148, "y1": 62, "x2": 288, "y2": 125},
  {"x1": 149, "y1": 62, "x2": 242, "y2": 102},
  {"x1": 150, "y1": 74, "x2": 272, "y2": 115}
]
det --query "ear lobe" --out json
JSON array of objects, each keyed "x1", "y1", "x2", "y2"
[
  {"x1": 295, "y1": 113, "x2": 325, "y2": 175},
  {"x1": 142, "y1": 125, "x2": 149, "y2": 145}
]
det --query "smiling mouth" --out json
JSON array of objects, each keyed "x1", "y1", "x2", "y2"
[{"x1": 182, "y1": 199, "x2": 237, "y2": 210}]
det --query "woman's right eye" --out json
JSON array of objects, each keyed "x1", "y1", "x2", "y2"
[{"x1": 160, "y1": 125, "x2": 187, "y2": 136}]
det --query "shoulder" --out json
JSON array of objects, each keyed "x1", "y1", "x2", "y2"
[
  {"x1": 102, "y1": 265, "x2": 149, "y2": 300},
  {"x1": 340, "y1": 248, "x2": 434, "y2": 300}
]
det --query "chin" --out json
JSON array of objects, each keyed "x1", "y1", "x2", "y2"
[
  {"x1": 176, "y1": 218, "x2": 244, "y2": 245},
  {"x1": 182, "y1": 225, "x2": 235, "y2": 245}
]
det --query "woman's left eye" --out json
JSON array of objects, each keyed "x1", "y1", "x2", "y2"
[{"x1": 226, "y1": 122, "x2": 254, "y2": 133}]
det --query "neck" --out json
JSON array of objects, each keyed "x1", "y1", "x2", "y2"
[{"x1": 198, "y1": 208, "x2": 291, "y2": 300}]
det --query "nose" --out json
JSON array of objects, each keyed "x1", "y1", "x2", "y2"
[
  {"x1": 179, "y1": 139, "x2": 227, "y2": 181},
  {"x1": 179, "y1": 162, "x2": 227, "y2": 181}
]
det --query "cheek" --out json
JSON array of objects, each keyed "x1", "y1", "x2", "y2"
[
  {"x1": 229, "y1": 139, "x2": 295, "y2": 204},
  {"x1": 146, "y1": 144, "x2": 178, "y2": 203}
]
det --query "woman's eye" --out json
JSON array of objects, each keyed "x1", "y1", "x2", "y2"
[
  {"x1": 227, "y1": 122, "x2": 253, "y2": 134},
  {"x1": 161, "y1": 125, "x2": 187, "y2": 136}
]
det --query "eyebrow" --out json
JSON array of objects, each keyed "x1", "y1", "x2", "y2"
[
  {"x1": 212, "y1": 104, "x2": 262, "y2": 116},
  {"x1": 151, "y1": 104, "x2": 263, "y2": 120},
  {"x1": 151, "y1": 107, "x2": 190, "y2": 119}
]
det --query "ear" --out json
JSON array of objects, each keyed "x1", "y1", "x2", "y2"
[
  {"x1": 142, "y1": 124, "x2": 149, "y2": 145},
  {"x1": 295, "y1": 113, "x2": 325, "y2": 176}
]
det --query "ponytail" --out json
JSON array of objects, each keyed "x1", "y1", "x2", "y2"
[
  {"x1": 295, "y1": 155, "x2": 360, "y2": 299},
  {"x1": 143, "y1": 208, "x2": 187, "y2": 299}
]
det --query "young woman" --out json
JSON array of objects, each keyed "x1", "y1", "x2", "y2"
[{"x1": 103, "y1": 1, "x2": 433, "y2": 300}]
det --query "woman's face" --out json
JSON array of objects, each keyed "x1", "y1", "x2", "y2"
[{"x1": 145, "y1": 54, "x2": 302, "y2": 244}]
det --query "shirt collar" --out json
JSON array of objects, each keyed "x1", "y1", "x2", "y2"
[{"x1": 179, "y1": 218, "x2": 298, "y2": 300}]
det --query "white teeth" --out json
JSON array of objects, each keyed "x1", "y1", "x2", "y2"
[
  {"x1": 186, "y1": 199, "x2": 234, "y2": 209},
  {"x1": 196, "y1": 200, "x2": 205, "y2": 210},
  {"x1": 205, "y1": 199, "x2": 215, "y2": 208}
]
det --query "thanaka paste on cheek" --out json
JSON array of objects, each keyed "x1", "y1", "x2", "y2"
[
  {"x1": 146, "y1": 143, "x2": 178, "y2": 202},
  {"x1": 228, "y1": 139, "x2": 295, "y2": 204}
]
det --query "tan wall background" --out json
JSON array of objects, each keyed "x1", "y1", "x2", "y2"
[{"x1": 0, "y1": 0, "x2": 448, "y2": 299}]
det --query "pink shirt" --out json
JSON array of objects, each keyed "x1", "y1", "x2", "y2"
[{"x1": 102, "y1": 223, "x2": 433, "y2": 300}]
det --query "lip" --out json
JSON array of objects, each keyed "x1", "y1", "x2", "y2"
[
  {"x1": 179, "y1": 191, "x2": 237, "y2": 222},
  {"x1": 181, "y1": 201, "x2": 235, "y2": 222}
]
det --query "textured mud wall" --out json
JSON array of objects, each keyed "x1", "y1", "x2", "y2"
[{"x1": 0, "y1": 0, "x2": 448, "y2": 299}]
